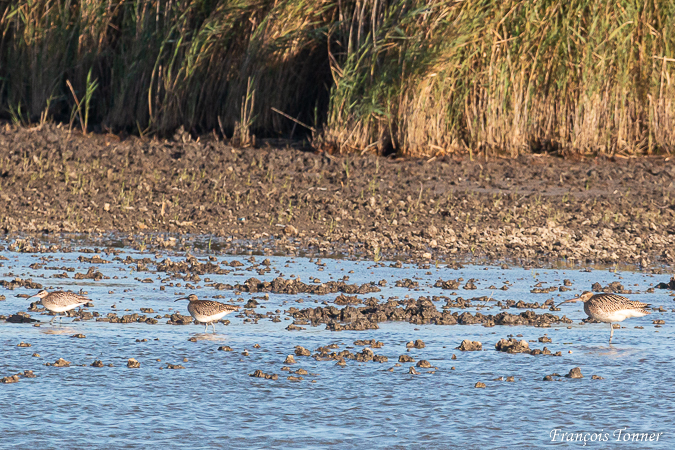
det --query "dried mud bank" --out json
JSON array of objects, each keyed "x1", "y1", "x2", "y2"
[{"x1": 1, "y1": 124, "x2": 674, "y2": 266}]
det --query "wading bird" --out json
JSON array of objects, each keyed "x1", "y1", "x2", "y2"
[
  {"x1": 175, "y1": 294, "x2": 240, "y2": 333},
  {"x1": 30, "y1": 290, "x2": 91, "y2": 325},
  {"x1": 557, "y1": 291, "x2": 650, "y2": 343}
]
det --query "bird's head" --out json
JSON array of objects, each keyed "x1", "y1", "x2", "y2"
[
  {"x1": 31, "y1": 290, "x2": 49, "y2": 299},
  {"x1": 175, "y1": 294, "x2": 199, "y2": 302},
  {"x1": 556, "y1": 291, "x2": 593, "y2": 307}
]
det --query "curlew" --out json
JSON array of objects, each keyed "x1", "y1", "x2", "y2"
[
  {"x1": 30, "y1": 290, "x2": 91, "y2": 324},
  {"x1": 175, "y1": 294, "x2": 239, "y2": 333},
  {"x1": 557, "y1": 291, "x2": 650, "y2": 343}
]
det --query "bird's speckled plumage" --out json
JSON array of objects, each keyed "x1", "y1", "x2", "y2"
[
  {"x1": 583, "y1": 293, "x2": 650, "y2": 322},
  {"x1": 558, "y1": 291, "x2": 650, "y2": 343},
  {"x1": 176, "y1": 294, "x2": 239, "y2": 332}
]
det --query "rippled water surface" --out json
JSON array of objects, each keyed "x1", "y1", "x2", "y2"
[{"x1": 0, "y1": 242, "x2": 673, "y2": 448}]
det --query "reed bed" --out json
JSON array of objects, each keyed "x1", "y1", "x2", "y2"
[{"x1": 1, "y1": 0, "x2": 674, "y2": 156}]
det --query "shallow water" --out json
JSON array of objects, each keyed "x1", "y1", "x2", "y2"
[{"x1": 0, "y1": 244, "x2": 673, "y2": 448}]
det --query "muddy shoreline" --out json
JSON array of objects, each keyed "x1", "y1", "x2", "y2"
[{"x1": 1, "y1": 123, "x2": 674, "y2": 267}]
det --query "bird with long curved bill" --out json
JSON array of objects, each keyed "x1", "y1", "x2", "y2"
[
  {"x1": 29, "y1": 290, "x2": 91, "y2": 325},
  {"x1": 175, "y1": 294, "x2": 240, "y2": 333},
  {"x1": 557, "y1": 291, "x2": 650, "y2": 343}
]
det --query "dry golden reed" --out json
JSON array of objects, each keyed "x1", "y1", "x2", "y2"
[{"x1": 1, "y1": 0, "x2": 674, "y2": 156}]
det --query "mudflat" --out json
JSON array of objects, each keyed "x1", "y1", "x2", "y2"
[{"x1": 0, "y1": 123, "x2": 673, "y2": 266}]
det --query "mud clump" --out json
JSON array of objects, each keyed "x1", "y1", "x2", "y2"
[
  {"x1": 250, "y1": 370, "x2": 278, "y2": 380},
  {"x1": 406, "y1": 339, "x2": 425, "y2": 349},
  {"x1": 395, "y1": 279, "x2": 418, "y2": 288},
  {"x1": 0, "y1": 278, "x2": 42, "y2": 290},
  {"x1": 656, "y1": 277, "x2": 675, "y2": 290},
  {"x1": 434, "y1": 279, "x2": 460, "y2": 290},
  {"x1": 127, "y1": 358, "x2": 141, "y2": 368},
  {"x1": 312, "y1": 345, "x2": 386, "y2": 364},
  {"x1": 73, "y1": 267, "x2": 106, "y2": 281},
  {"x1": 496, "y1": 338, "x2": 561, "y2": 356},
  {"x1": 47, "y1": 358, "x2": 71, "y2": 367},
  {"x1": 5, "y1": 313, "x2": 39, "y2": 323},
  {"x1": 2, "y1": 375, "x2": 20, "y2": 383},
  {"x1": 294, "y1": 346, "x2": 311, "y2": 357},
  {"x1": 592, "y1": 281, "x2": 632, "y2": 294},
  {"x1": 291, "y1": 298, "x2": 571, "y2": 330},
  {"x1": 166, "y1": 363, "x2": 185, "y2": 369},
  {"x1": 354, "y1": 339, "x2": 383, "y2": 348},
  {"x1": 565, "y1": 367, "x2": 583, "y2": 379},
  {"x1": 334, "y1": 294, "x2": 363, "y2": 305},
  {"x1": 2, "y1": 370, "x2": 36, "y2": 383},
  {"x1": 234, "y1": 277, "x2": 381, "y2": 296},
  {"x1": 167, "y1": 313, "x2": 193, "y2": 325},
  {"x1": 495, "y1": 338, "x2": 530, "y2": 353},
  {"x1": 456, "y1": 340, "x2": 482, "y2": 351}
]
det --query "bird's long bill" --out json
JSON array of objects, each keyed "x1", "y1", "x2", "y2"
[
  {"x1": 174, "y1": 297, "x2": 189, "y2": 302},
  {"x1": 555, "y1": 297, "x2": 582, "y2": 308}
]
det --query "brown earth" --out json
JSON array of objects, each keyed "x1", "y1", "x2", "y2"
[{"x1": 1, "y1": 122, "x2": 674, "y2": 267}]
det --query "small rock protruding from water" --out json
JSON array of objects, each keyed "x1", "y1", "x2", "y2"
[
  {"x1": 218, "y1": 346, "x2": 233, "y2": 351},
  {"x1": 46, "y1": 358, "x2": 71, "y2": 367},
  {"x1": 294, "y1": 346, "x2": 311, "y2": 357},
  {"x1": 565, "y1": 367, "x2": 583, "y2": 379},
  {"x1": 416, "y1": 360, "x2": 432, "y2": 368},
  {"x1": 495, "y1": 338, "x2": 530, "y2": 353},
  {"x1": 91, "y1": 360, "x2": 104, "y2": 367},
  {"x1": 250, "y1": 370, "x2": 278, "y2": 380},
  {"x1": 127, "y1": 358, "x2": 141, "y2": 368},
  {"x1": 1, "y1": 374, "x2": 20, "y2": 383},
  {"x1": 398, "y1": 354, "x2": 415, "y2": 363},
  {"x1": 475, "y1": 382, "x2": 486, "y2": 388},
  {"x1": 406, "y1": 339, "x2": 425, "y2": 349},
  {"x1": 592, "y1": 375, "x2": 604, "y2": 380},
  {"x1": 408, "y1": 367, "x2": 420, "y2": 375},
  {"x1": 456, "y1": 340, "x2": 482, "y2": 351},
  {"x1": 284, "y1": 355, "x2": 296, "y2": 364},
  {"x1": 167, "y1": 363, "x2": 185, "y2": 369},
  {"x1": 17, "y1": 341, "x2": 31, "y2": 347}
]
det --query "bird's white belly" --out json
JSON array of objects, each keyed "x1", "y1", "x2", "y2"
[
  {"x1": 44, "y1": 303, "x2": 86, "y2": 313},
  {"x1": 593, "y1": 309, "x2": 648, "y2": 323},
  {"x1": 190, "y1": 310, "x2": 231, "y2": 323}
]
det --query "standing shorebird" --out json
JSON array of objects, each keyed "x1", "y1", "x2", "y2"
[
  {"x1": 29, "y1": 290, "x2": 91, "y2": 324},
  {"x1": 557, "y1": 291, "x2": 650, "y2": 343},
  {"x1": 175, "y1": 294, "x2": 239, "y2": 333}
]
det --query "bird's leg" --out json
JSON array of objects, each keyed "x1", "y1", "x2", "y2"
[
  {"x1": 211, "y1": 322, "x2": 216, "y2": 334},
  {"x1": 49, "y1": 315, "x2": 56, "y2": 325},
  {"x1": 609, "y1": 323, "x2": 614, "y2": 344},
  {"x1": 203, "y1": 322, "x2": 208, "y2": 333}
]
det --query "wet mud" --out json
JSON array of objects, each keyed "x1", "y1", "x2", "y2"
[{"x1": 0, "y1": 124, "x2": 674, "y2": 266}]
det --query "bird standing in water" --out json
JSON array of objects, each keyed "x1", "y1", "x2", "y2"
[
  {"x1": 557, "y1": 291, "x2": 650, "y2": 343},
  {"x1": 175, "y1": 294, "x2": 239, "y2": 333},
  {"x1": 30, "y1": 290, "x2": 91, "y2": 324}
]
